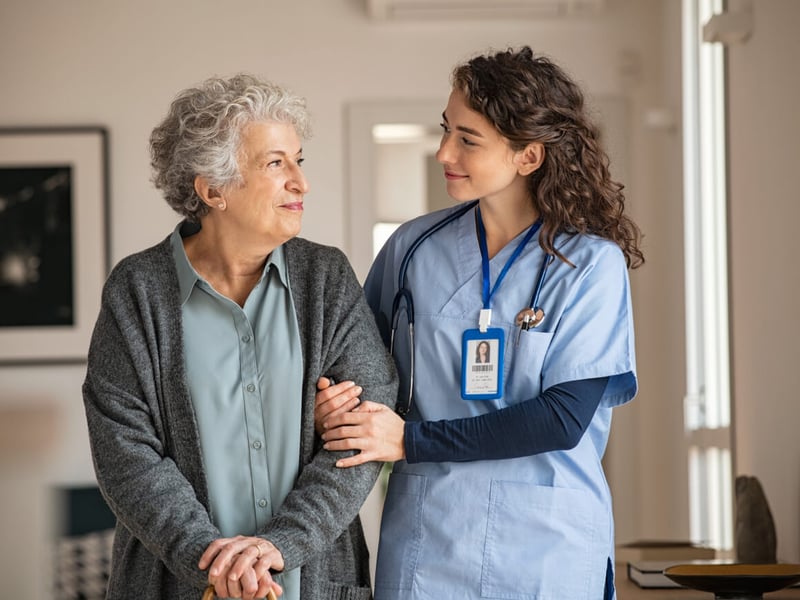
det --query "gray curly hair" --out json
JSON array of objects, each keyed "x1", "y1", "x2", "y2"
[{"x1": 149, "y1": 73, "x2": 312, "y2": 221}]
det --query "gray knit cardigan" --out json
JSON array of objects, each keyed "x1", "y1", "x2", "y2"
[{"x1": 82, "y1": 230, "x2": 398, "y2": 600}]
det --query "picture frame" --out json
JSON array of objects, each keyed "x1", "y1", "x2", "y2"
[{"x1": 0, "y1": 127, "x2": 109, "y2": 365}]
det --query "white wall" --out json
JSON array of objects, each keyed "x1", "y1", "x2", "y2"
[
  {"x1": 727, "y1": 0, "x2": 800, "y2": 562},
  {"x1": 0, "y1": 0, "x2": 694, "y2": 596}
]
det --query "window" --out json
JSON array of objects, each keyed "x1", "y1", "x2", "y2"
[{"x1": 682, "y1": 0, "x2": 733, "y2": 551}]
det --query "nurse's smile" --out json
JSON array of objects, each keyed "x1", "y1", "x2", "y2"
[{"x1": 444, "y1": 170, "x2": 467, "y2": 180}]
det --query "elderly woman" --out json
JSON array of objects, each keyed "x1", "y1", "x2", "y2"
[{"x1": 82, "y1": 74, "x2": 397, "y2": 600}]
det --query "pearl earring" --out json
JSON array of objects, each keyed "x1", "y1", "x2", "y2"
[{"x1": 218, "y1": 203, "x2": 225, "y2": 210}]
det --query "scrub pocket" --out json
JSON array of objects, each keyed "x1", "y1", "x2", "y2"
[
  {"x1": 374, "y1": 472, "x2": 426, "y2": 591},
  {"x1": 504, "y1": 330, "x2": 553, "y2": 402},
  {"x1": 481, "y1": 480, "x2": 596, "y2": 599}
]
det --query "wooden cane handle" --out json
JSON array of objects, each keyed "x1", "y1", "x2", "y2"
[{"x1": 202, "y1": 584, "x2": 277, "y2": 600}]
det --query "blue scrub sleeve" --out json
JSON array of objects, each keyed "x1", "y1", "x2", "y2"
[{"x1": 404, "y1": 376, "x2": 609, "y2": 463}]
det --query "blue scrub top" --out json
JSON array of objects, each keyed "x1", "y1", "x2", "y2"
[{"x1": 364, "y1": 204, "x2": 637, "y2": 600}]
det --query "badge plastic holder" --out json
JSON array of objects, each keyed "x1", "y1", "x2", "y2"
[{"x1": 461, "y1": 327, "x2": 504, "y2": 400}]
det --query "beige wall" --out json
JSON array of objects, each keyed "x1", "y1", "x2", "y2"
[
  {"x1": 604, "y1": 0, "x2": 689, "y2": 546},
  {"x1": 8, "y1": 0, "x2": 797, "y2": 596},
  {"x1": 727, "y1": 0, "x2": 800, "y2": 562}
]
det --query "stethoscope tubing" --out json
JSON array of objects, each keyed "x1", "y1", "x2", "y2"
[
  {"x1": 530, "y1": 253, "x2": 554, "y2": 311},
  {"x1": 390, "y1": 200, "x2": 478, "y2": 414}
]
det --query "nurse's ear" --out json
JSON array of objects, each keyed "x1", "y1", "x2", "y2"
[{"x1": 514, "y1": 142, "x2": 545, "y2": 176}]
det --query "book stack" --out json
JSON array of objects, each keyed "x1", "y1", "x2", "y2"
[{"x1": 616, "y1": 540, "x2": 718, "y2": 589}]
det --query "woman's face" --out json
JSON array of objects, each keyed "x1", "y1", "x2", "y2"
[
  {"x1": 478, "y1": 342, "x2": 489, "y2": 356},
  {"x1": 435, "y1": 89, "x2": 528, "y2": 204},
  {"x1": 220, "y1": 120, "x2": 309, "y2": 247}
]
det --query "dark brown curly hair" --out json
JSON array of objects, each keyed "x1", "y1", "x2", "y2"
[{"x1": 452, "y1": 46, "x2": 644, "y2": 269}]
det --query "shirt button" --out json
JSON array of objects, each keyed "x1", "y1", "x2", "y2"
[
  {"x1": 246, "y1": 383, "x2": 256, "y2": 393},
  {"x1": 258, "y1": 498, "x2": 268, "y2": 508},
  {"x1": 241, "y1": 334, "x2": 251, "y2": 343},
  {"x1": 252, "y1": 441, "x2": 262, "y2": 450}
]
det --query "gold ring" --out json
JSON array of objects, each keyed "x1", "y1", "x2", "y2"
[{"x1": 254, "y1": 543, "x2": 263, "y2": 559}]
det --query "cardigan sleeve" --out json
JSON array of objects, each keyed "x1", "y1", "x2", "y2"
[
  {"x1": 82, "y1": 253, "x2": 218, "y2": 590},
  {"x1": 260, "y1": 241, "x2": 398, "y2": 571}
]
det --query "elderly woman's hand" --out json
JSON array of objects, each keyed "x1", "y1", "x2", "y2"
[
  {"x1": 321, "y1": 401, "x2": 406, "y2": 467},
  {"x1": 199, "y1": 536, "x2": 284, "y2": 599},
  {"x1": 314, "y1": 377, "x2": 362, "y2": 435}
]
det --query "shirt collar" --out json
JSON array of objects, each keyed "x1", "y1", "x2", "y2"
[{"x1": 170, "y1": 220, "x2": 290, "y2": 305}]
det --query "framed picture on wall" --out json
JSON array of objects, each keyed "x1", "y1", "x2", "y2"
[{"x1": 0, "y1": 127, "x2": 109, "y2": 365}]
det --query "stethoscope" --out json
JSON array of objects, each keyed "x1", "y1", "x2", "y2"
[{"x1": 390, "y1": 200, "x2": 554, "y2": 415}]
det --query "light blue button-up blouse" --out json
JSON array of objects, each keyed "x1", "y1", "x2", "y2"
[{"x1": 171, "y1": 224, "x2": 302, "y2": 600}]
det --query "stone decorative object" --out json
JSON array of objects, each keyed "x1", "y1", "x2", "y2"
[{"x1": 735, "y1": 475, "x2": 777, "y2": 563}]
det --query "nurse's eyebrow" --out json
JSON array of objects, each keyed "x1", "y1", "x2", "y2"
[{"x1": 442, "y1": 112, "x2": 484, "y2": 138}]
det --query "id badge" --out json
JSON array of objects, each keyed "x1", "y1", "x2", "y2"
[{"x1": 461, "y1": 327, "x2": 504, "y2": 400}]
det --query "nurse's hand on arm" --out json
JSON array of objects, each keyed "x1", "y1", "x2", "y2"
[
  {"x1": 199, "y1": 536, "x2": 284, "y2": 600},
  {"x1": 321, "y1": 377, "x2": 609, "y2": 467},
  {"x1": 314, "y1": 377, "x2": 362, "y2": 435},
  {"x1": 320, "y1": 401, "x2": 406, "y2": 467}
]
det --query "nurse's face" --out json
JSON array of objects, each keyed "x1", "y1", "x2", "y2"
[{"x1": 435, "y1": 89, "x2": 527, "y2": 204}]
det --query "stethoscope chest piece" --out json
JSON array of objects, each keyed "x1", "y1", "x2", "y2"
[{"x1": 516, "y1": 307, "x2": 545, "y2": 331}]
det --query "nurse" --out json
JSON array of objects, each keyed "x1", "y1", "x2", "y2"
[{"x1": 317, "y1": 46, "x2": 644, "y2": 599}]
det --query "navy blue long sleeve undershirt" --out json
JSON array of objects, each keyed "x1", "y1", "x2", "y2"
[{"x1": 404, "y1": 376, "x2": 609, "y2": 463}]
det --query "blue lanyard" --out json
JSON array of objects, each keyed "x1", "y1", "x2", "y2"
[{"x1": 476, "y1": 207, "x2": 542, "y2": 310}]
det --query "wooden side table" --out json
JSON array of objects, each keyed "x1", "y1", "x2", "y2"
[{"x1": 616, "y1": 563, "x2": 800, "y2": 599}]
